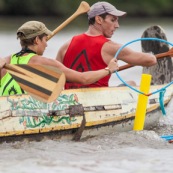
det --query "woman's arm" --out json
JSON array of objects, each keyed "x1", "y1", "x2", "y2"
[
  {"x1": 0, "y1": 56, "x2": 11, "y2": 78},
  {"x1": 62, "y1": 58, "x2": 118, "y2": 84},
  {"x1": 30, "y1": 56, "x2": 119, "y2": 84},
  {"x1": 0, "y1": 58, "x2": 8, "y2": 69}
]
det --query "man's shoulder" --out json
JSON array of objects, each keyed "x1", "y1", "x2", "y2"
[{"x1": 73, "y1": 33, "x2": 85, "y2": 38}]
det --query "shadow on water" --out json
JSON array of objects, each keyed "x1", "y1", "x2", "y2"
[
  {"x1": 0, "y1": 16, "x2": 173, "y2": 31},
  {"x1": 0, "y1": 16, "x2": 88, "y2": 31}
]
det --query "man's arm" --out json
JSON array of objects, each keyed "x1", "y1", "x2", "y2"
[
  {"x1": 56, "y1": 40, "x2": 71, "y2": 63},
  {"x1": 102, "y1": 41, "x2": 157, "y2": 67}
]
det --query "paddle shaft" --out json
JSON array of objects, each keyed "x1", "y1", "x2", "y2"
[
  {"x1": 118, "y1": 48, "x2": 173, "y2": 71},
  {"x1": 47, "y1": 1, "x2": 90, "y2": 40}
]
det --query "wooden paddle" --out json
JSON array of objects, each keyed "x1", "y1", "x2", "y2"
[
  {"x1": 4, "y1": 64, "x2": 65, "y2": 103},
  {"x1": 47, "y1": 1, "x2": 90, "y2": 40},
  {"x1": 118, "y1": 47, "x2": 173, "y2": 72}
]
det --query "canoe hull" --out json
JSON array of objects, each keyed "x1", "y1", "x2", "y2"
[{"x1": 0, "y1": 85, "x2": 172, "y2": 140}]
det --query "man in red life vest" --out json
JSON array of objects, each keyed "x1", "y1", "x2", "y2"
[{"x1": 56, "y1": 1, "x2": 156, "y2": 89}]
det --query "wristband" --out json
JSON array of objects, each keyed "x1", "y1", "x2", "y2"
[{"x1": 104, "y1": 67, "x2": 111, "y2": 75}]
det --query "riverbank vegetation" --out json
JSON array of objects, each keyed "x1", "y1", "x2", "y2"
[{"x1": 0, "y1": 0, "x2": 172, "y2": 17}]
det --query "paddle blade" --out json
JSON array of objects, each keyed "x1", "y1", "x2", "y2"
[
  {"x1": 141, "y1": 25, "x2": 173, "y2": 84},
  {"x1": 141, "y1": 25, "x2": 169, "y2": 54},
  {"x1": 5, "y1": 64, "x2": 66, "y2": 103},
  {"x1": 76, "y1": 1, "x2": 90, "y2": 14}
]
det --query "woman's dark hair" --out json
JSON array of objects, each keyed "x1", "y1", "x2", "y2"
[
  {"x1": 88, "y1": 13, "x2": 109, "y2": 25},
  {"x1": 17, "y1": 33, "x2": 47, "y2": 47}
]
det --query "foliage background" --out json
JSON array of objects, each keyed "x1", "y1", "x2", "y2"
[{"x1": 0, "y1": 0, "x2": 172, "y2": 17}]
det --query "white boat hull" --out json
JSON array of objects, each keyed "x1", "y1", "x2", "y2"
[{"x1": 0, "y1": 85, "x2": 172, "y2": 140}]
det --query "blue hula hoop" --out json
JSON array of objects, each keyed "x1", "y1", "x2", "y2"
[
  {"x1": 114, "y1": 37, "x2": 173, "y2": 96},
  {"x1": 114, "y1": 37, "x2": 173, "y2": 116}
]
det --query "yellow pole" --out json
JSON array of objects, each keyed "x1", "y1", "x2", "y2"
[{"x1": 133, "y1": 74, "x2": 152, "y2": 131}]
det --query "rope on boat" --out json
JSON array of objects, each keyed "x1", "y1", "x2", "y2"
[
  {"x1": 159, "y1": 89, "x2": 166, "y2": 116},
  {"x1": 161, "y1": 135, "x2": 173, "y2": 143},
  {"x1": 114, "y1": 38, "x2": 173, "y2": 116}
]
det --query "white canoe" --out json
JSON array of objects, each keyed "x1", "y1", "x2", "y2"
[{"x1": 0, "y1": 85, "x2": 172, "y2": 141}]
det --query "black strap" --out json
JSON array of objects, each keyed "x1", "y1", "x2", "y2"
[
  {"x1": 2, "y1": 77, "x2": 13, "y2": 95},
  {"x1": 15, "y1": 47, "x2": 36, "y2": 57}
]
